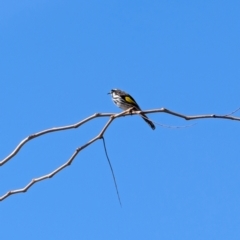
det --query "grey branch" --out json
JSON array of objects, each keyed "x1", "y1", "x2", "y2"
[
  {"x1": 1, "y1": 107, "x2": 240, "y2": 166},
  {"x1": 0, "y1": 109, "x2": 129, "y2": 201},
  {"x1": 0, "y1": 107, "x2": 240, "y2": 201}
]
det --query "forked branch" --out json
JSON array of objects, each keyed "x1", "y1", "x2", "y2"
[{"x1": 0, "y1": 107, "x2": 240, "y2": 201}]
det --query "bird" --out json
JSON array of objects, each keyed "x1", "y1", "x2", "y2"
[{"x1": 108, "y1": 89, "x2": 155, "y2": 130}]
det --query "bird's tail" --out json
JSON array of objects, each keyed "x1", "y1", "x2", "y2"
[{"x1": 140, "y1": 113, "x2": 155, "y2": 130}]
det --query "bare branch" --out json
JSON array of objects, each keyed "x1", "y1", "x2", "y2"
[
  {"x1": 0, "y1": 110, "x2": 129, "y2": 201},
  {"x1": 0, "y1": 113, "x2": 112, "y2": 166},
  {"x1": 0, "y1": 149, "x2": 80, "y2": 201},
  {"x1": 1, "y1": 107, "x2": 240, "y2": 167},
  {"x1": 140, "y1": 108, "x2": 240, "y2": 121},
  {"x1": 1, "y1": 107, "x2": 240, "y2": 201}
]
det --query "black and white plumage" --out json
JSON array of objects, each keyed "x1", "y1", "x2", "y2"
[{"x1": 108, "y1": 89, "x2": 155, "y2": 130}]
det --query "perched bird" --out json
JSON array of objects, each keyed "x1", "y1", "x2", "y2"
[{"x1": 108, "y1": 89, "x2": 155, "y2": 130}]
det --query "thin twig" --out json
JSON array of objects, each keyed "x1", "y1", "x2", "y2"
[
  {"x1": 102, "y1": 137, "x2": 121, "y2": 206},
  {"x1": 154, "y1": 121, "x2": 196, "y2": 129},
  {"x1": 0, "y1": 148, "x2": 81, "y2": 201},
  {"x1": 224, "y1": 107, "x2": 240, "y2": 117},
  {"x1": 139, "y1": 113, "x2": 196, "y2": 129}
]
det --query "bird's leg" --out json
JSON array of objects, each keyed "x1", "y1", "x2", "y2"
[{"x1": 128, "y1": 107, "x2": 135, "y2": 116}]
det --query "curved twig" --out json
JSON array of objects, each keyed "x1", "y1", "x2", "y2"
[{"x1": 224, "y1": 107, "x2": 240, "y2": 117}]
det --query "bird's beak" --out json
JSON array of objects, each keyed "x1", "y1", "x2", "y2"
[{"x1": 107, "y1": 92, "x2": 111, "y2": 94}]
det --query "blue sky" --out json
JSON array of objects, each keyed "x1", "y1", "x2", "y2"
[{"x1": 0, "y1": 1, "x2": 240, "y2": 239}]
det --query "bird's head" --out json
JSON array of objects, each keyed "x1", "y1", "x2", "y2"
[{"x1": 108, "y1": 89, "x2": 119, "y2": 96}]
